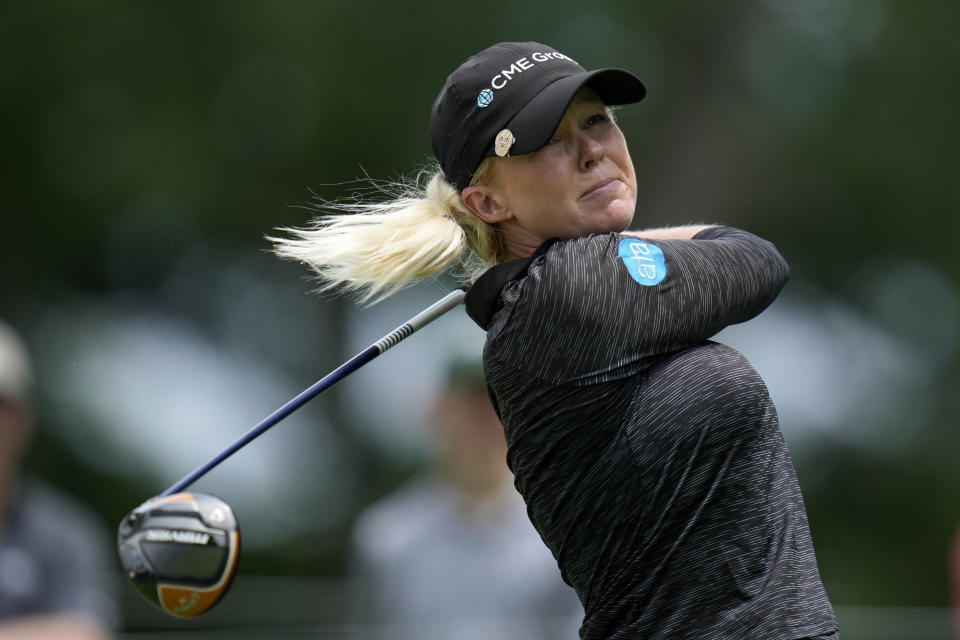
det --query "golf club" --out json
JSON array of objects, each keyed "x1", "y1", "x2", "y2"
[
  {"x1": 117, "y1": 492, "x2": 239, "y2": 617},
  {"x1": 117, "y1": 287, "x2": 468, "y2": 616}
]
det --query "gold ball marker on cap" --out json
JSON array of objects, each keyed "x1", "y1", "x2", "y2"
[{"x1": 494, "y1": 129, "x2": 515, "y2": 157}]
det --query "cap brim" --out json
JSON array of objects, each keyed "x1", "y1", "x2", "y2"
[{"x1": 498, "y1": 68, "x2": 646, "y2": 157}]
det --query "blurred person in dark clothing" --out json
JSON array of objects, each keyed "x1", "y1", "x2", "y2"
[
  {"x1": 0, "y1": 319, "x2": 118, "y2": 640},
  {"x1": 349, "y1": 359, "x2": 581, "y2": 640}
]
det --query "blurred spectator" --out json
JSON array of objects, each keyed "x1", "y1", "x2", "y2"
[
  {"x1": 349, "y1": 358, "x2": 582, "y2": 640},
  {"x1": 0, "y1": 319, "x2": 118, "y2": 639}
]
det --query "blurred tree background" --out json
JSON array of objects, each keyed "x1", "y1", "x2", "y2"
[{"x1": 1, "y1": 0, "x2": 957, "y2": 634}]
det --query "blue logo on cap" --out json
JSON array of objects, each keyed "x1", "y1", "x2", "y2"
[
  {"x1": 477, "y1": 89, "x2": 494, "y2": 108},
  {"x1": 618, "y1": 238, "x2": 666, "y2": 286}
]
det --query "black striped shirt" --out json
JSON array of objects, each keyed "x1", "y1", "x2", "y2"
[{"x1": 465, "y1": 227, "x2": 838, "y2": 639}]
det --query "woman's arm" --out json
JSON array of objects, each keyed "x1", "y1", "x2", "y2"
[
  {"x1": 622, "y1": 225, "x2": 715, "y2": 241},
  {"x1": 486, "y1": 227, "x2": 790, "y2": 385}
]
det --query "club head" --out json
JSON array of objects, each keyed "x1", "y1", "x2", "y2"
[{"x1": 117, "y1": 492, "x2": 240, "y2": 617}]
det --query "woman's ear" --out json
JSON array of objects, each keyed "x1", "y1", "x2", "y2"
[{"x1": 461, "y1": 186, "x2": 512, "y2": 224}]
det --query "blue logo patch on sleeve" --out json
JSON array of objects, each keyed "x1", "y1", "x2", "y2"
[{"x1": 618, "y1": 238, "x2": 667, "y2": 285}]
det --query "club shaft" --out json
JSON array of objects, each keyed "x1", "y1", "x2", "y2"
[{"x1": 160, "y1": 288, "x2": 467, "y2": 496}]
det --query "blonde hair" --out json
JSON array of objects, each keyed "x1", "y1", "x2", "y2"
[{"x1": 269, "y1": 161, "x2": 500, "y2": 303}]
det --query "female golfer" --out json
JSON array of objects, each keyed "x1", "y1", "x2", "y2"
[{"x1": 273, "y1": 41, "x2": 838, "y2": 639}]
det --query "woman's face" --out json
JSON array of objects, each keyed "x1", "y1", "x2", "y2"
[{"x1": 467, "y1": 87, "x2": 637, "y2": 259}]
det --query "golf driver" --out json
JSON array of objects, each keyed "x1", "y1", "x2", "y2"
[
  {"x1": 117, "y1": 288, "x2": 467, "y2": 616},
  {"x1": 117, "y1": 492, "x2": 239, "y2": 617}
]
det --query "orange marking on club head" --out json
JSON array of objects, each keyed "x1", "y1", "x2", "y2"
[
  {"x1": 150, "y1": 493, "x2": 196, "y2": 506},
  {"x1": 155, "y1": 530, "x2": 239, "y2": 618}
]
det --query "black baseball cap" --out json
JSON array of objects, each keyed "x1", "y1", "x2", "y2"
[{"x1": 430, "y1": 41, "x2": 646, "y2": 191}]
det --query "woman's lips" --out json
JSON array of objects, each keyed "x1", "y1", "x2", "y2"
[{"x1": 581, "y1": 177, "x2": 619, "y2": 199}]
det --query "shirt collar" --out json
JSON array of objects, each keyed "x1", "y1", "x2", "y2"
[{"x1": 464, "y1": 238, "x2": 560, "y2": 329}]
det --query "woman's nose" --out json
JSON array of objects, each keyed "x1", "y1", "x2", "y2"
[{"x1": 578, "y1": 132, "x2": 604, "y2": 171}]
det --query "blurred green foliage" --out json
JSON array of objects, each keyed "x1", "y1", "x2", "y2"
[{"x1": 1, "y1": 0, "x2": 957, "y2": 615}]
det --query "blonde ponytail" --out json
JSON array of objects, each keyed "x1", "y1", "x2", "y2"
[{"x1": 269, "y1": 165, "x2": 500, "y2": 303}]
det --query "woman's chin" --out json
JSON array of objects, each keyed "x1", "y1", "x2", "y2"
[{"x1": 592, "y1": 202, "x2": 635, "y2": 234}]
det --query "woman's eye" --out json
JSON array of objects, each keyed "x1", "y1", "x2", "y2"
[
  {"x1": 586, "y1": 113, "x2": 609, "y2": 127},
  {"x1": 546, "y1": 135, "x2": 561, "y2": 145}
]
